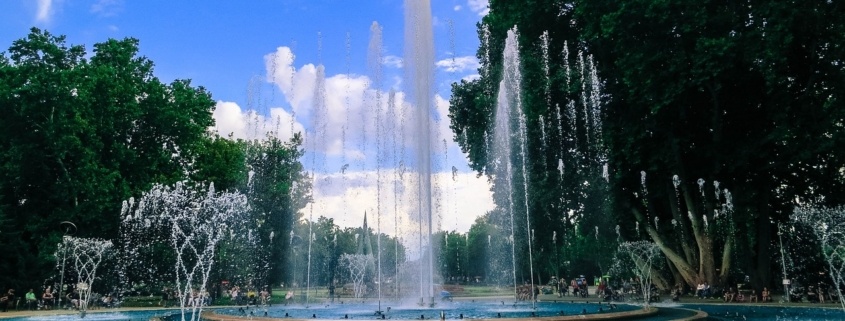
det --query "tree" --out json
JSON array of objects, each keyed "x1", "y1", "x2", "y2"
[
  {"x1": 450, "y1": 0, "x2": 845, "y2": 291},
  {"x1": 577, "y1": 0, "x2": 845, "y2": 288},
  {"x1": 0, "y1": 28, "x2": 216, "y2": 289}
]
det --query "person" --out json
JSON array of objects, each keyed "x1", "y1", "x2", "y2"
[
  {"x1": 159, "y1": 287, "x2": 170, "y2": 307},
  {"x1": 696, "y1": 282, "x2": 705, "y2": 298},
  {"x1": 557, "y1": 280, "x2": 566, "y2": 297},
  {"x1": 760, "y1": 287, "x2": 770, "y2": 302},
  {"x1": 1, "y1": 288, "x2": 15, "y2": 312},
  {"x1": 749, "y1": 289, "x2": 758, "y2": 303},
  {"x1": 702, "y1": 282, "x2": 711, "y2": 298},
  {"x1": 67, "y1": 289, "x2": 80, "y2": 309},
  {"x1": 42, "y1": 287, "x2": 54, "y2": 310},
  {"x1": 25, "y1": 289, "x2": 36, "y2": 310},
  {"x1": 101, "y1": 294, "x2": 113, "y2": 308},
  {"x1": 723, "y1": 287, "x2": 735, "y2": 302},
  {"x1": 230, "y1": 286, "x2": 240, "y2": 305},
  {"x1": 818, "y1": 286, "x2": 825, "y2": 304},
  {"x1": 260, "y1": 287, "x2": 269, "y2": 305},
  {"x1": 575, "y1": 275, "x2": 584, "y2": 295},
  {"x1": 672, "y1": 285, "x2": 682, "y2": 302},
  {"x1": 581, "y1": 276, "x2": 589, "y2": 298},
  {"x1": 596, "y1": 281, "x2": 606, "y2": 298},
  {"x1": 248, "y1": 288, "x2": 257, "y2": 305},
  {"x1": 807, "y1": 286, "x2": 819, "y2": 303}
]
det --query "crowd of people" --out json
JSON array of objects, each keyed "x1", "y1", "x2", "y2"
[{"x1": 226, "y1": 285, "x2": 273, "y2": 306}]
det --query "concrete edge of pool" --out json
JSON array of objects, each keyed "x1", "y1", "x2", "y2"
[
  {"x1": 667, "y1": 307, "x2": 708, "y2": 321},
  {"x1": 202, "y1": 306, "x2": 661, "y2": 321}
]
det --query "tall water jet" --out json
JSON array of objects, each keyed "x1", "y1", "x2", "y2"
[
  {"x1": 492, "y1": 29, "x2": 518, "y2": 299},
  {"x1": 492, "y1": 27, "x2": 536, "y2": 305},
  {"x1": 368, "y1": 20, "x2": 385, "y2": 313},
  {"x1": 404, "y1": 0, "x2": 435, "y2": 306},
  {"x1": 303, "y1": 31, "x2": 330, "y2": 304}
]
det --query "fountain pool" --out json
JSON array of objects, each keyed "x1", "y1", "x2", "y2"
[
  {"x1": 6, "y1": 301, "x2": 845, "y2": 320},
  {"x1": 209, "y1": 301, "x2": 640, "y2": 320}
]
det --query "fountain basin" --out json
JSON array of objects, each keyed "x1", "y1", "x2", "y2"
[{"x1": 205, "y1": 301, "x2": 650, "y2": 321}]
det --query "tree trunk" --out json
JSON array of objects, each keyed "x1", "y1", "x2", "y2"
[
  {"x1": 631, "y1": 206, "x2": 698, "y2": 286},
  {"x1": 668, "y1": 182, "x2": 698, "y2": 268},
  {"x1": 754, "y1": 194, "x2": 773, "y2": 289},
  {"x1": 720, "y1": 234, "x2": 733, "y2": 284}
]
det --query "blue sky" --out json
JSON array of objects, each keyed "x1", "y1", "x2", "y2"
[
  {"x1": 0, "y1": 0, "x2": 494, "y2": 236},
  {"x1": 1, "y1": 0, "x2": 486, "y2": 105}
]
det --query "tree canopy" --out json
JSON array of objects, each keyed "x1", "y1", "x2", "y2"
[{"x1": 450, "y1": 0, "x2": 845, "y2": 289}]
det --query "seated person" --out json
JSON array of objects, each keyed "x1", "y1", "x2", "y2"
[
  {"x1": 557, "y1": 282, "x2": 567, "y2": 297},
  {"x1": 696, "y1": 282, "x2": 705, "y2": 298},
  {"x1": 25, "y1": 289, "x2": 37, "y2": 310},
  {"x1": 1, "y1": 289, "x2": 15, "y2": 312},
  {"x1": 761, "y1": 287, "x2": 771, "y2": 302},
  {"x1": 42, "y1": 288, "x2": 54, "y2": 310},
  {"x1": 828, "y1": 288, "x2": 839, "y2": 301},
  {"x1": 672, "y1": 286, "x2": 682, "y2": 302},
  {"x1": 101, "y1": 294, "x2": 113, "y2": 308},
  {"x1": 602, "y1": 286, "x2": 613, "y2": 301},
  {"x1": 723, "y1": 287, "x2": 735, "y2": 302},
  {"x1": 702, "y1": 282, "x2": 712, "y2": 298},
  {"x1": 749, "y1": 289, "x2": 758, "y2": 303},
  {"x1": 67, "y1": 290, "x2": 81, "y2": 309},
  {"x1": 735, "y1": 291, "x2": 746, "y2": 302},
  {"x1": 807, "y1": 286, "x2": 819, "y2": 303}
]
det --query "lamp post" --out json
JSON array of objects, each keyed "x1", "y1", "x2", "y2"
[
  {"x1": 778, "y1": 223, "x2": 790, "y2": 302},
  {"x1": 58, "y1": 221, "x2": 77, "y2": 309}
]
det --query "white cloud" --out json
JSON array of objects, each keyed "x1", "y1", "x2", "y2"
[
  {"x1": 467, "y1": 0, "x2": 489, "y2": 16},
  {"x1": 35, "y1": 0, "x2": 54, "y2": 23},
  {"x1": 436, "y1": 56, "x2": 480, "y2": 73},
  {"x1": 211, "y1": 101, "x2": 305, "y2": 142},
  {"x1": 454, "y1": 5, "x2": 462, "y2": 11},
  {"x1": 309, "y1": 168, "x2": 493, "y2": 244},
  {"x1": 91, "y1": 0, "x2": 123, "y2": 17},
  {"x1": 382, "y1": 55, "x2": 403, "y2": 69},
  {"x1": 462, "y1": 74, "x2": 481, "y2": 82}
]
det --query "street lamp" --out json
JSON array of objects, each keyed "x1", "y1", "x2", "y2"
[
  {"x1": 778, "y1": 223, "x2": 790, "y2": 302},
  {"x1": 58, "y1": 221, "x2": 77, "y2": 309}
]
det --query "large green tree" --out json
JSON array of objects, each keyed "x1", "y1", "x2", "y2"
[
  {"x1": 578, "y1": 0, "x2": 845, "y2": 288},
  {"x1": 0, "y1": 28, "x2": 216, "y2": 289},
  {"x1": 450, "y1": 0, "x2": 845, "y2": 290}
]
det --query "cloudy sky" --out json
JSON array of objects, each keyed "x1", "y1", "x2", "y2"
[{"x1": 0, "y1": 0, "x2": 495, "y2": 236}]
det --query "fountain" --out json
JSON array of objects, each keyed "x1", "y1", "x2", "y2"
[
  {"x1": 611, "y1": 241, "x2": 662, "y2": 307},
  {"x1": 490, "y1": 27, "x2": 537, "y2": 304},
  {"x1": 404, "y1": 0, "x2": 436, "y2": 306},
  {"x1": 120, "y1": 182, "x2": 249, "y2": 321},
  {"x1": 339, "y1": 253, "x2": 374, "y2": 299},
  {"x1": 56, "y1": 236, "x2": 113, "y2": 317},
  {"x1": 792, "y1": 205, "x2": 845, "y2": 312}
]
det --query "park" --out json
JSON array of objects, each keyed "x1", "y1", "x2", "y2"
[{"x1": 1, "y1": 0, "x2": 844, "y2": 320}]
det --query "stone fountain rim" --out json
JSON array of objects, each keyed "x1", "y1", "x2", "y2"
[{"x1": 201, "y1": 306, "x2": 659, "y2": 321}]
